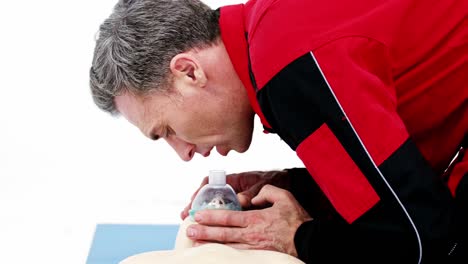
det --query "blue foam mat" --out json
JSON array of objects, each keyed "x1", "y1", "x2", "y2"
[{"x1": 86, "y1": 224, "x2": 180, "y2": 264}]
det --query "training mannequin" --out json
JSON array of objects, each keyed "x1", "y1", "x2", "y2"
[{"x1": 119, "y1": 218, "x2": 305, "y2": 264}]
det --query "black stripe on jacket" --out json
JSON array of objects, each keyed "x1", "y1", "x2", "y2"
[{"x1": 254, "y1": 53, "x2": 455, "y2": 263}]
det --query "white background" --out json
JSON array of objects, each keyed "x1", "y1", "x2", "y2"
[{"x1": 0, "y1": 1, "x2": 303, "y2": 263}]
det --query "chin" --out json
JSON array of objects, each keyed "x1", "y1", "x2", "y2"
[
  {"x1": 230, "y1": 128, "x2": 254, "y2": 154},
  {"x1": 238, "y1": 145, "x2": 250, "y2": 153},
  {"x1": 236, "y1": 140, "x2": 252, "y2": 153}
]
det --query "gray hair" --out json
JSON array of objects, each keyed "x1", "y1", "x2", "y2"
[{"x1": 89, "y1": 0, "x2": 220, "y2": 115}]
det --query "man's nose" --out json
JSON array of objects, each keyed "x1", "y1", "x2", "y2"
[{"x1": 165, "y1": 136, "x2": 195, "y2": 161}]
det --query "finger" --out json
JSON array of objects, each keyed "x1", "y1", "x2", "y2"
[
  {"x1": 180, "y1": 204, "x2": 191, "y2": 220},
  {"x1": 180, "y1": 177, "x2": 209, "y2": 220},
  {"x1": 237, "y1": 181, "x2": 264, "y2": 208},
  {"x1": 195, "y1": 209, "x2": 248, "y2": 227},
  {"x1": 180, "y1": 210, "x2": 187, "y2": 220},
  {"x1": 187, "y1": 224, "x2": 245, "y2": 244},
  {"x1": 237, "y1": 193, "x2": 251, "y2": 208},
  {"x1": 180, "y1": 199, "x2": 196, "y2": 220},
  {"x1": 251, "y1": 184, "x2": 289, "y2": 206}
]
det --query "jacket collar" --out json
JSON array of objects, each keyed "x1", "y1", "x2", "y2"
[{"x1": 219, "y1": 4, "x2": 272, "y2": 130}]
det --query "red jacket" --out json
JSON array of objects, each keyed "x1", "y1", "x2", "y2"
[{"x1": 220, "y1": 0, "x2": 467, "y2": 262}]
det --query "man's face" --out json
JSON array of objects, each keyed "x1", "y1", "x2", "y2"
[{"x1": 115, "y1": 83, "x2": 255, "y2": 161}]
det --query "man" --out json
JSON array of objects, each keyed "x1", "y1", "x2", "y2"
[{"x1": 89, "y1": 0, "x2": 467, "y2": 263}]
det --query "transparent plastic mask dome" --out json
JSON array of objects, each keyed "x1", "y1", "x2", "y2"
[{"x1": 189, "y1": 170, "x2": 242, "y2": 220}]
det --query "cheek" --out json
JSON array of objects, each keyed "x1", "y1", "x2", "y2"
[
  {"x1": 173, "y1": 113, "x2": 209, "y2": 139},
  {"x1": 174, "y1": 100, "x2": 224, "y2": 139}
]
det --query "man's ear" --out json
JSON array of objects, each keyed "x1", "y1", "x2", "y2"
[{"x1": 169, "y1": 53, "x2": 207, "y2": 87}]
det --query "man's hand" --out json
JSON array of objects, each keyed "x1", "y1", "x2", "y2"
[
  {"x1": 181, "y1": 170, "x2": 291, "y2": 220},
  {"x1": 185, "y1": 185, "x2": 312, "y2": 257}
]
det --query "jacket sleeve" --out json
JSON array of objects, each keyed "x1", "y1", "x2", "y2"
[
  {"x1": 256, "y1": 37, "x2": 456, "y2": 263},
  {"x1": 287, "y1": 167, "x2": 340, "y2": 220}
]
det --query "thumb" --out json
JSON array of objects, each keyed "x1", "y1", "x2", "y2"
[{"x1": 251, "y1": 184, "x2": 286, "y2": 207}]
